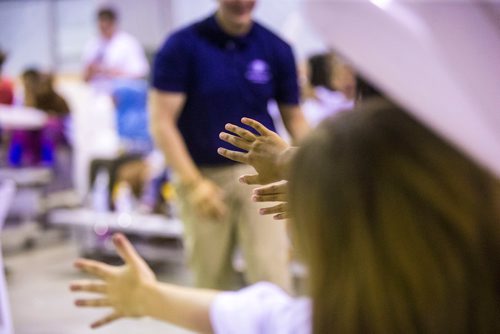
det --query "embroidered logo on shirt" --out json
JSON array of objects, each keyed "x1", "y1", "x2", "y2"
[{"x1": 245, "y1": 59, "x2": 271, "y2": 84}]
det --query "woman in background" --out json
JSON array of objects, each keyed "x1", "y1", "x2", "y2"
[
  {"x1": 301, "y1": 52, "x2": 356, "y2": 127},
  {"x1": 71, "y1": 98, "x2": 500, "y2": 333},
  {"x1": 9, "y1": 69, "x2": 70, "y2": 166}
]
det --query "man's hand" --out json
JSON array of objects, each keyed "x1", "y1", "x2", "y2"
[
  {"x1": 185, "y1": 178, "x2": 227, "y2": 220},
  {"x1": 217, "y1": 117, "x2": 290, "y2": 185},
  {"x1": 70, "y1": 233, "x2": 157, "y2": 329},
  {"x1": 252, "y1": 181, "x2": 289, "y2": 220}
]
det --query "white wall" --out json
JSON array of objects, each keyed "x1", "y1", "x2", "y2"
[
  {"x1": 0, "y1": 1, "x2": 54, "y2": 76},
  {"x1": 54, "y1": 0, "x2": 95, "y2": 73}
]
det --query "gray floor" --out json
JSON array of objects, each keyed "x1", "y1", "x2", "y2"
[{"x1": 3, "y1": 230, "x2": 195, "y2": 334}]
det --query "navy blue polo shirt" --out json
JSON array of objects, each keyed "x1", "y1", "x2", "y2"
[{"x1": 152, "y1": 14, "x2": 299, "y2": 166}]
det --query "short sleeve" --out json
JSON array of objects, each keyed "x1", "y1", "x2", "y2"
[
  {"x1": 152, "y1": 33, "x2": 192, "y2": 93},
  {"x1": 273, "y1": 44, "x2": 300, "y2": 106},
  {"x1": 210, "y1": 282, "x2": 311, "y2": 334}
]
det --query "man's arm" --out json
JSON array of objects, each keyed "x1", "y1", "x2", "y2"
[
  {"x1": 278, "y1": 104, "x2": 310, "y2": 143},
  {"x1": 149, "y1": 89, "x2": 200, "y2": 185},
  {"x1": 149, "y1": 89, "x2": 226, "y2": 219}
]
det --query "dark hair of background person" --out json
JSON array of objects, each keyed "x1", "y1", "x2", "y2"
[
  {"x1": 289, "y1": 98, "x2": 500, "y2": 334},
  {"x1": 22, "y1": 67, "x2": 41, "y2": 83},
  {"x1": 308, "y1": 53, "x2": 334, "y2": 91},
  {"x1": 22, "y1": 67, "x2": 42, "y2": 107},
  {"x1": 97, "y1": 6, "x2": 118, "y2": 22},
  {"x1": 89, "y1": 154, "x2": 143, "y2": 210},
  {"x1": 22, "y1": 68, "x2": 70, "y2": 116}
]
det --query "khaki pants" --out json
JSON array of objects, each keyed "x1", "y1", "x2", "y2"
[{"x1": 175, "y1": 164, "x2": 291, "y2": 291}]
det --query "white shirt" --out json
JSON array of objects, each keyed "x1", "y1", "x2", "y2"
[
  {"x1": 83, "y1": 31, "x2": 149, "y2": 93},
  {"x1": 210, "y1": 282, "x2": 311, "y2": 334},
  {"x1": 302, "y1": 86, "x2": 354, "y2": 128}
]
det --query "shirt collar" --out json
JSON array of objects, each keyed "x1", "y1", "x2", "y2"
[{"x1": 197, "y1": 13, "x2": 255, "y2": 50}]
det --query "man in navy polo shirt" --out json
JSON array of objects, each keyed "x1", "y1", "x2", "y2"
[{"x1": 150, "y1": 0, "x2": 308, "y2": 290}]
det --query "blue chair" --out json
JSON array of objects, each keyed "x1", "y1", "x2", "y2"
[{"x1": 112, "y1": 80, "x2": 153, "y2": 154}]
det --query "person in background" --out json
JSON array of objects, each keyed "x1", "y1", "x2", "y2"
[
  {"x1": 82, "y1": 6, "x2": 149, "y2": 93},
  {"x1": 330, "y1": 53, "x2": 356, "y2": 101},
  {"x1": 82, "y1": 6, "x2": 150, "y2": 200},
  {"x1": 149, "y1": 0, "x2": 309, "y2": 291},
  {"x1": 22, "y1": 69, "x2": 70, "y2": 117},
  {"x1": 70, "y1": 98, "x2": 500, "y2": 333},
  {"x1": 9, "y1": 69, "x2": 70, "y2": 167},
  {"x1": 110, "y1": 151, "x2": 169, "y2": 215},
  {"x1": 301, "y1": 52, "x2": 356, "y2": 127}
]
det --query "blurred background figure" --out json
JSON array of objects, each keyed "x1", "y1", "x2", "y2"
[
  {"x1": 8, "y1": 68, "x2": 70, "y2": 168},
  {"x1": 82, "y1": 6, "x2": 149, "y2": 94},
  {"x1": 81, "y1": 5, "x2": 153, "y2": 217},
  {"x1": 82, "y1": 5, "x2": 153, "y2": 155},
  {"x1": 330, "y1": 53, "x2": 356, "y2": 101},
  {"x1": 300, "y1": 52, "x2": 355, "y2": 127}
]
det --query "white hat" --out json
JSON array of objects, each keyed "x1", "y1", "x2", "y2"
[{"x1": 305, "y1": 0, "x2": 500, "y2": 178}]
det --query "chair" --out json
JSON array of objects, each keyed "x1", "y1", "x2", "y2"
[
  {"x1": 112, "y1": 80, "x2": 152, "y2": 154},
  {"x1": 0, "y1": 179, "x2": 16, "y2": 334}
]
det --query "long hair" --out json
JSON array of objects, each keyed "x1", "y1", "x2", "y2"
[
  {"x1": 22, "y1": 69, "x2": 69, "y2": 115},
  {"x1": 289, "y1": 98, "x2": 500, "y2": 333},
  {"x1": 308, "y1": 53, "x2": 334, "y2": 90}
]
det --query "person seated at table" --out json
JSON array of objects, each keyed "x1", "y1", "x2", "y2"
[
  {"x1": 89, "y1": 151, "x2": 168, "y2": 214},
  {"x1": 70, "y1": 98, "x2": 500, "y2": 333},
  {"x1": 8, "y1": 68, "x2": 70, "y2": 167}
]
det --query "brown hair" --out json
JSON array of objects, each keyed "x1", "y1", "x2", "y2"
[
  {"x1": 308, "y1": 53, "x2": 334, "y2": 90},
  {"x1": 22, "y1": 69, "x2": 69, "y2": 115},
  {"x1": 289, "y1": 98, "x2": 500, "y2": 333},
  {"x1": 97, "y1": 6, "x2": 118, "y2": 22}
]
